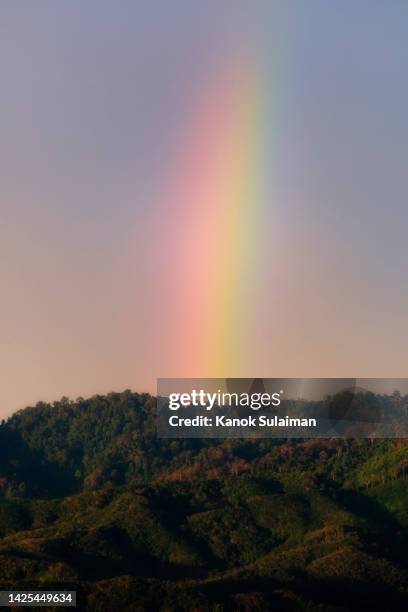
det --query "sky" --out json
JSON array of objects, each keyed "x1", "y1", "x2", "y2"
[{"x1": 1, "y1": 1, "x2": 408, "y2": 416}]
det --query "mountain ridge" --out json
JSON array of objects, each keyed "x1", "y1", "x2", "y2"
[{"x1": 0, "y1": 391, "x2": 407, "y2": 610}]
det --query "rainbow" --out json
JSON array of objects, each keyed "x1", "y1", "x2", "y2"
[{"x1": 161, "y1": 53, "x2": 268, "y2": 376}]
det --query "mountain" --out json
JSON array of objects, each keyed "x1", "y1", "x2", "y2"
[{"x1": 0, "y1": 391, "x2": 407, "y2": 610}]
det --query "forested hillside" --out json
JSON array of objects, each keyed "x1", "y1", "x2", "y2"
[{"x1": 0, "y1": 391, "x2": 407, "y2": 610}]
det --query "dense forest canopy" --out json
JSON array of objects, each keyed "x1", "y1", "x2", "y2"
[{"x1": 0, "y1": 391, "x2": 407, "y2": 610}]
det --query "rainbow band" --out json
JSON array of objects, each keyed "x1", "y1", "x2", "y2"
[{"x1": 164, "y1": 55, "x2": 267, "y2": 376}]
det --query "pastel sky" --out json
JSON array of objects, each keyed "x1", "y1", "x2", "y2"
[{"x1": 1, "y1": 1, "x2": 408, "y2": 416}]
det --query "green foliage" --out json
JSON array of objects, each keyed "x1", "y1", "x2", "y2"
[
  {"x1": 0, "y1": 499, "x2": 31, "y2": 536},
  {"x1": 0, "y1": 392, "x2": 407, "y2": 609}
]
